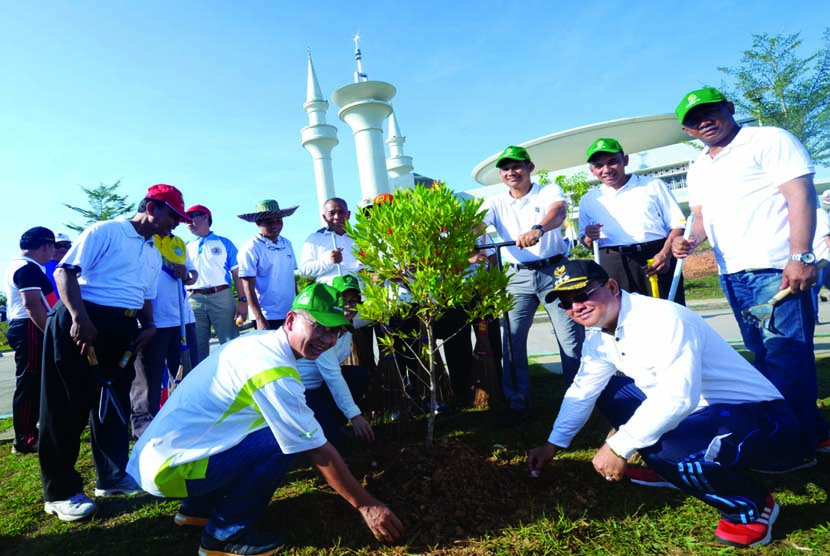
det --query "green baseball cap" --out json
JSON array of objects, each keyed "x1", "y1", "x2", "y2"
[
  {"x1": 291, "y1": 283, "x2": 355, "y2": 332},
  {"x1": 586, "y1": 138, "x2": 623, "y2": 162},
  {"x1": 495, "y1": 145, "x2": 531, "y2": 167},
  {"x1": 675, "y1": 87, "x2": 727, "y2": 124},
  {"x1": 332, "y1": 274, "x2": 360, "y2": 293}
]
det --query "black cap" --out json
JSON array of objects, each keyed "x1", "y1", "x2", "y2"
[
  {"x1": 20, "y1": 226, "x2": 56, "y2": 250},
  {"x1": 544, "y1": 260, "x2": 609, "y2": 303}
]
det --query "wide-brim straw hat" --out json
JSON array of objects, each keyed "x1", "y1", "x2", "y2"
[{"x1": 238, "y1": 199, "x2": 299, "y2": 222}]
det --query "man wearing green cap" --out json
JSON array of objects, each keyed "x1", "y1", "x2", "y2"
[
  {"x1": 295, "y1": 274, "x2": 373, "y2": 447},
  {"x1": 238, "y1": 199, "x2": 300, "y2": 330},
  {"x1": 528, "y1": 259, "x2": 797, "y2": 548},
  {"x1": 128, "y1": 282, "x2": 402, "y2": 555},
  {"x1": 482, "y1": 145, "x2": 583, "y2": 424},
  {"x1": 580, "y1": 138, "x2": 686, "y2": 302},
  {"x1": 672, "y1": 86, "x2": 830, "y2": 470}
]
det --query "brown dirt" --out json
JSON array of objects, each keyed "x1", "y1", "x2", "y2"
[{"x1": 682, "y1": 249, "x2": 717, "y2": 279}]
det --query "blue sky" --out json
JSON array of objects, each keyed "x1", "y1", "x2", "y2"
[{"x1": 1, "y1": 0, "x2": 828, "y2": 270}]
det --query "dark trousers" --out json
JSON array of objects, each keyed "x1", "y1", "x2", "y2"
[
  {"x1": 7, "y1": 318, "x2": 42, "y2": 452},
  {"x1": 599, "y1": 241, "x2": 685, "y2": 304},
  {"x1": 130, "y1": 323, "x2": 198, "y2": 438},
  {"x1": 39, "y1": 301, "x2": 138, "y2": 501},
  {"x1": 304, "y1": 365, "x2": 369, "y2": 449},
  {"x1": 596, "y1": 375, "x2": 796, "y2": 523},
  {"x1": 433, "y1": 307, "x2": 474, "y2": 404}
]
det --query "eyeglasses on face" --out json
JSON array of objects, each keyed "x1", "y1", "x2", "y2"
[
  {"x1": 297, "y1": 312, "x2": 346, "y2": 340},
  {"x1": 558, "y1": 280, "x2": 607, "y2": 310}
]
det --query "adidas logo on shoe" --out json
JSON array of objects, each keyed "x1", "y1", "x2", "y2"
[{"x1": 715, "y1": 495, "x2": 779, "y2": 548}]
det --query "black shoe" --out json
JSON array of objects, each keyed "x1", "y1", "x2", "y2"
[
  {"x1": 498, "y1": 408, "x2": 527, "y2": 427},
  {"x1": 199, "y1": 528, "x2": 285, "y2": 556}
]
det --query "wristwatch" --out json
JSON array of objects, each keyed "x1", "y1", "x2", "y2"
[
  {"x1": 790, "y1": 252, "x2": 817, "y2": 265},
  {"x1": 531, "y1": 224, "x2": 545, "y2": 236},
  {"x1": 238, "y1": 296, "x2": 248, "y2": 302}
]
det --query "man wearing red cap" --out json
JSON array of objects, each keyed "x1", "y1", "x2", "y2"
[
  {"x1": 39, "y1": 184, "x2": 190, "y2": 522},
  {"x1": 184, "y1": 204, "x2": 247, "y2": 364}
]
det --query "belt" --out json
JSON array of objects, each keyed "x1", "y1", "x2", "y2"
[
  {"x1": 85, "y1": 301, "x2": 138, "y2": 317},
  {"x1": 188, "y1": 285, "x2": 230, "y2": 295},
  {"x1": 604, "y1": 239, "x2": 665, "y2": 255},
  {"x1": 512, "y1": 254, "x2": 564, "y2": 271}
]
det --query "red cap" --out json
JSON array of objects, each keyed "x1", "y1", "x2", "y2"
[
  {"x1": 145, "y1": 184, "x2": 191, "y2": 223},
  {"x1": 186, "y1": 204, "x2": 212, "y2": 219}
]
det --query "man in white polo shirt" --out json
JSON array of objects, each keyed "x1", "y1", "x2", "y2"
[
  {"x1": 300, "y1": 197, "x2": 361, "y2": 285},
  {"x1": 40, "y1": 184, "x2": 190, "y2": 522},
  {"x1": 185, "y1": 204, "x2": 247, "y2": 364},
  {"x1": 529, "y1": 260, "x2": 797, "y2": 548},
  {"x1": 580, "y1": 138, "x2": 686, "y2": 303},
  {"x1": 672, "y1": 86, "x2": 830, "y2": 470},
  {"x1": 482, "y1": 145, "x2": 584, "y2": 426},
  {"x1": 128, "y1": 283, "x2": 402, "y2": 556},
  {"x1": 238, "y1": 199, "x2": 299, "y2": 330}
]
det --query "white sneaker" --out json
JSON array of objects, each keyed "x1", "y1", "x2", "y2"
[
  {"x1": 44, "y1": 493, "x2": 98, "y2": 521},
  {"x1": 94, "y1": 475, "x2": 143, "y2": 497}
]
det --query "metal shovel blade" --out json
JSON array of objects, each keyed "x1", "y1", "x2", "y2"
[{"x1": 741, "y1": 288, "x2": 792, "y2": 328}]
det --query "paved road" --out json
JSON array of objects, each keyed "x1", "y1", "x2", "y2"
[{"x1": 3, "y1": 298, "x2": 830, "y2": 417}]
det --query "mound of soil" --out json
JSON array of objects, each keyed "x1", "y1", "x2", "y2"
[{"x1": 683, "y1": 249, "x2": 717, "y2": 279}]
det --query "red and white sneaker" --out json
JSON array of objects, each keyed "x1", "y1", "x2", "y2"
[
  {"x1": 715, "y1": 495, "x2": 779, "y2": 548},
  {"x1": 625, "y1": 467, "x2": 679, "y2": 489},
  {"x1": 817, "y1": 438, "x2": 830, "y2": 454}
]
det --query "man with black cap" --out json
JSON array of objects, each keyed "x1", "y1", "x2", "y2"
[
  {"x1": 528, "y1": 259, "x2": 797, "y2": 548},
  {"x1": 482, "y1": 145, "x2": 583, "y2": 424},
  {"x1": 3, "y1": 226, "x2": 56, "y2": 454},
  {"x1": 128, "y1": 283, "x2": 402, "y2": 555},
  {"x1": 672, "y1": 86, "x2": 830, "y2": 469},
  {"x1": 580, "y1": 138, "x2": 686, "y2": 302},
  {"x1": 39, "y1": 184, "x2": 190, "y2": 522},
  {"x1": 237, "y1": 199, "x2": 300, "y2": 330},
  {"x1": 185, "y1": 203, "x2": 247, "y2": 364}
]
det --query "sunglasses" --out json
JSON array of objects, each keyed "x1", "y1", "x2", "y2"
[
  {"x1": 558, "y1": 281, "x2": 607, "y2": 310},
  {"x1": 55, "y1": 242, "x2": 71, "y2": 249}
]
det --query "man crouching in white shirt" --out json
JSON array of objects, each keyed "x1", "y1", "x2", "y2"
[{"x1": 528, "y1": 260, "x2": 796, "y2": 549}]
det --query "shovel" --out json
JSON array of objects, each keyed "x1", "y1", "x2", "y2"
[{"x1": 741, "y1": 288, "x2": 793, "y2": 328}]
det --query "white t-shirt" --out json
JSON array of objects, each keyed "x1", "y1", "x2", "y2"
[
  {"x1": 59, "y1": 218, "x2": 160, "y2": 309},
  {"x1": 151, "y1": 255, "x2": 196, "y2": 329},
  {"x1": 127, "y1": 329, "x2": 326, "y2": 497},
  {"x1": 295, "y1": 332, "x2": 360, "y2": 420},
  {"x1": 578, "y1": 174, "x2": 685, "y2": 247},
  {"x1": 548, "y1": 291, "x2": 783, "y2": 459},
  {"x1": 482, "y1": 182, "x2": 568, "y2": 264},
  {"x1": 686, "y1": 126, "x2": 815, "y2": 274},
  {"x1": 299, "y1": 229, "x2": 361, "y2": 285},
  {"x1": 237, "y1": 235, "x2": 297, "y2": 320},
  {"x1": 186, "y1": 232, "x2": 238, "y2": 289}
]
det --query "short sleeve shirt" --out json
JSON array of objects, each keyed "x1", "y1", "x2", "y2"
[
  {"x1": 59, "y1": 218, "x2": 161, "y2": 309},
  {"x1": 237, "y1": 235, "x2": 298, "y2": 320},
  {"x1": 578, "y1": 174, "x2": 685, "y2": 246},
  {"x1": 4, "y1": 257, "x2": 56, "y2": 321},
  {"x1": 482, "y1": 183, "x2": 568, "y2": 264},
  {"x1": 686, "y1": 126, "x2": 815, "y2": 273},
  {"x1": 186, "y1": 232, "x2": 238, "y2": 289}
]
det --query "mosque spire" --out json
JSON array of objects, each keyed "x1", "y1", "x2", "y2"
[
  {"x1": 301, "y1": 50, "x2": 339, "y2": 209},
  {"x1": 305, "y1": 49, "x2": 324, "y2": 103},
  {"x1": 353, "y1": 34, "x2": 368, "y2": 83},
  {"x1": 386, "y1": 112, "x2": 414, "y2": 189}
]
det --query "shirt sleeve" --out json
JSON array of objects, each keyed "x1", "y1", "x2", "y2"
[
  {"x1": 317, "y1": 341, "x2": 361, "y2": 420},
  {"x1": 299, "y1": 233, "x2": 335, "y2": 277},
  {"x1": 253, "y1": 376, "x2": 328, "y2": 454},
  {"x1": 653, "y1": 179, "x2": 686, "y2": 231},
  {"x1": 236, "y1": 242, "x2": 257, "y2": 278},
  {"x1": 220, "y1": 237, "x2": 240, "y2": 272},
  {"x1": 58, "y1": 221, "x2": 108, "y2": 274},
  {"x1": 760, "y1": 128, "x2": 815, "y2": 187},
  {"x1": 13, "y1": 264, "x2": 50, "y2": 292}
]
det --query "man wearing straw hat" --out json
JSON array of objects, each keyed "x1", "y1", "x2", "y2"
[
  {"x1": 579, "y1": 137, "x2": 686, "y2": 302},
  {"x1": 300, "y1": 197, "x2": 361, "y2": 285},
  {"x1": 238, "y1": 199, "x2": 299, "y2": 330}
]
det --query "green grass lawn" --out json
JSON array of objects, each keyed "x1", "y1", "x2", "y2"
[{"x1": 1, "y1": 359, "x2": 828, "y2": 555}]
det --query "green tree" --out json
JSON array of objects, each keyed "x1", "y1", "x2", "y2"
[
  {"x1": 718, "y1": 28, "x2": 830, "y2": 164},
  {"x1": 64, "y1": 181, "x2": 135, "y2": 233},
  {"x1": 348, "y1": 183, "x2": 512, "y2": 450},
  {"x1": 555, "y1": 173, "x2": 593, "y2": 259}
]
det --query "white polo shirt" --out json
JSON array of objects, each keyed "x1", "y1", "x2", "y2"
[
  {"x1": 299, "y1": 229, "x2": 361, "y2": 285},
  {"x1": 237, "y1": 235, "x2": 297, "y2": 320},
  {"x1": 186, "y1": 232, "x2": 238, "y2": 289},
  {"x1": 59, "y1": 218, "x2": 160, "y2": 310},
  {"x1": 578, "y1": 174, "x2": 685, "y2": 247},
  {"x1": 482, "y1": 182, "x2": 568, "y2": 264},
  {"x1": 296, "y1": 332, "x2": 361, "y2": 420},
  {"x1": 151, "y1": 255, "x2": 197, "y2": 329},
  {"x1": 547, "y1": 292, "x2": 783, "y2": 459},
  {"x1": 127, "y1": 329, "x2": 325, "y2": 498},
  {"x1": 686, "y1": 126, "x2": 815, "y2": 274}
]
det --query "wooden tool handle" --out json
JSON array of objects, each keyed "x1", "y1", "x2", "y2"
[
  {"x1": 86, "y1": 347, "x2": 99, "y2": 366},
  {"x1": 767, "y1": 287, "x2": 793, "y2": 305}
]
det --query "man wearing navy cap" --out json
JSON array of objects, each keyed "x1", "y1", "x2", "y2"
[
  {"x1": 529, "y1": 259, "x2": 796, "y2": 548},
  {"x1": 3, "y1": 227, "x2": 56, "y2": 454},
  {"x1": 39, "y1": 184, "x2": 190, "y2": 522}
]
